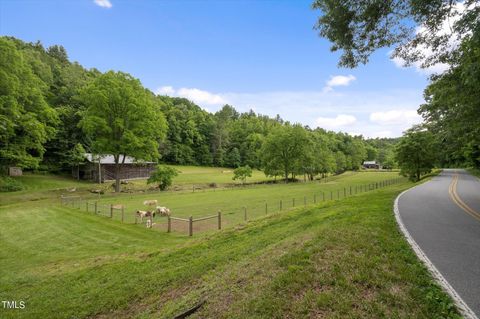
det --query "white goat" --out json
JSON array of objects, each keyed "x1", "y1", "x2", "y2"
[
  {"x1": 154, "y1": 206, "x2": 171, "y2": 217},
  {"x1": 143, "y1": 199, "x2": 158, "y2": 206}
]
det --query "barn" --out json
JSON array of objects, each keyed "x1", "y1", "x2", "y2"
[
  {"x1": 72, "y1": 153, "x2": 156, "y2": 183},
  {"x1": 363, "y1": 161, "x2": 381, "y2": 169}
]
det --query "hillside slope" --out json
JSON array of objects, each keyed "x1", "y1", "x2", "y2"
[{"x1": 0, "y1": 181, "x2": 459, "y2": 318}]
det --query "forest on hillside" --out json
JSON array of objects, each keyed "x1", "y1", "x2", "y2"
[{"x1": 0, "y1": 36, "x2": 398, "y2": 181}]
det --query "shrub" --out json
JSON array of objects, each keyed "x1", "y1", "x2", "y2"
[
  {"x1": 232, "y1": 165, "x2": 253, "y2": 185},
  {"x1": 0, "y1": 177, "x2": 25, "y2": 192},
  {"x1": 147, "y1": 165, "x2": 180, "y2": 191}
]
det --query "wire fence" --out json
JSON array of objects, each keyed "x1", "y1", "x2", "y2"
[{"x1": 60, "y1": 176, "x2": 407, "y2": 236}]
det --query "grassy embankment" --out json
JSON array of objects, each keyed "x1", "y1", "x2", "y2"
[{"x1": 0, "y1": 170, "x2": 460, "y2": 318}]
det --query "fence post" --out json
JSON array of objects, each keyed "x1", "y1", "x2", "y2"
[
  {"x1": 189, "y1": 216, "x2": 193, "y2": 236},
  {"x1": 344, "y1": 188, "x2": 346, "y2": 198},
  {"x1": 314, "y1": 194, "x2": 317, "y2": 204},
  {"x1": 323, "y1": 192, "x2": 325, "y2": 201},
  {"x1": 86, "y1": 201, "x2": 89, "y2": 213},
  {"x1": 350, "y1": 186, "x2": 352, "y2": 195},
  {"x1": 293, "y1": 198, "x2": 295, "y2": 207},
  {"x1": 110, "y1": 204, "x2": 113, "y2": 218},
  {"x1": 265, "y1": 202, "x2": 268, "y2": 214},
  {"x1": 280, "y1": 200, "x2": 283, "y2": 211},
  {"x1": 121, "y1": 206, "x2": 124, "y2": 223},
  {"x1": 337, "y1": 190, "x2": 340, "y2": 199},
  {"x1": 330, "y1": 191, "x2": 332, "y2": 200},
  {"x1": 167, "y1": 216, "x2": 171, "y2": 232},
  {"x1": 244, "y1": 207, "x2": 247, "y2": 221},
  {"x1": 95, "y1": 201, "x2": 98, "y2": 214},
  {"x1": 217, "y1": 211, "x2": 222, "y2": 230}
]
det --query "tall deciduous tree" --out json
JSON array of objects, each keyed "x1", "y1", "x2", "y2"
[
  {"x1": 261, "y1": 124, "x2": 310, "y2": 182},
  {"x1": 419, "y1": 30, "x2": 480, "y2": 168},
  {"x1": 395, "y1": 126, "x2": 435, "y2": 181},
  {"x1": 0, "y1": 38, "x2": 57, "y2": 170},
  {"x1": 79, "y1": 71, "x2": 167, "y2": 192}
]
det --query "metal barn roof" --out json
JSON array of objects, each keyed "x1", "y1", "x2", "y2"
[{"x1": 84, "y1": 153, "x2": 155, "y2": 164}]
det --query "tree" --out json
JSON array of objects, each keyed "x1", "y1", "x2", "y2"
[
  {"x1": 147, "y1": 165, "x2": 179, "y2": 190},
  {"x1": 419, "y1": 30, "x2": 480, "y2": 169},
  {"x1": 395, "y1": 126, "x2": 436, "y2": 181},
  {"x1": 261, "y1": 125, "x2": 310, "y2": 182},
  {"x1": 312, "y1": 0, "x2": 478, "y2": 69},
  {"x1": 334, "y1": 151, "x2": 347, "y2": 174},
  {"x1": 232, "y1": 165, "x2": 252, "y2": 185},
  {"x1": 65, "y1": 143, "x2": 86, "y2": 179},
  {"x1": 0, "y1": 38, "x2": 58, "y2": 170},
  {"x1": 79, "y1": 71, "x2": 167, "y2": 192},
  {"x1": 225, "y1": 147, "x2": 241, "y2": 168}
]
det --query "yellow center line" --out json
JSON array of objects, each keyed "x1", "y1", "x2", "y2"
[{"x1": 448, "y1": 173, "x2": 480, "y2": 222}]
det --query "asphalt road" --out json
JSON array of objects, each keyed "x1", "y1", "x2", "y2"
[{"x1": 397, "y1": 169, "x2": 480, "y2": 317}]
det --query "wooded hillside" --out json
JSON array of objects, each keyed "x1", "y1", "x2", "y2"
[{"x1": 0, "y1": 36, "x2": 397, "y2": 179}]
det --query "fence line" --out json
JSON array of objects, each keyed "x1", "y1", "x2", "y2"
[{"x1": 60, "y1": 176, "x2": 406, "y2": 236}]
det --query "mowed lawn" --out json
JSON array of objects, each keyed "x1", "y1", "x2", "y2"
[{"x1": 0, "y1": 177, "x2": 460, "y2": 318}]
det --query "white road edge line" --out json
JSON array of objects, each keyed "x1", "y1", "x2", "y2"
[{"x1": 394, "y1": 177, "x2": 478, "y2": 319}]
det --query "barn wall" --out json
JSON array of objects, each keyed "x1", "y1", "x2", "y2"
[{"x1": 77, "y1": 163, "x2": 156, "y2": 182}]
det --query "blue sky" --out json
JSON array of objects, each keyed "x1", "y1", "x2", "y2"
[{"x1": 0, "y1": 0, "x2": 437, "y2": 137}]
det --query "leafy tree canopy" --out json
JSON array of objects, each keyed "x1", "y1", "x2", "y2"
[
  {"x1": 232, "y1": 165, "x2": 253, "y2": 184},
  {"x1": 395, "y1": 126, "x2": 435, "y2": 181},
  {"x1": 312, "y1": 0, "x2": 479, "y2": 69},
  {"x1": 79, "y1": 71, "x2": 167, "y2": 191},
  {"x1": 0, "y1": 38, "x2": 58, "y2": 169}
]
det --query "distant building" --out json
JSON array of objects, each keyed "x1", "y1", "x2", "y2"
[
  {"x1": 73, "y1": 153, "x2": 156, "y2": 183},
  {"x1": 363, "y1": 161, "x2": 381, "y2": 169},
  {"x1": 8, "y1": 167, "x2": 22, "y2": 176}
]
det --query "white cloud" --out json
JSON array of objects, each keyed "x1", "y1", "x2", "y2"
[
  {"x1": 156, "y1": 86, "x2": 175, "y2": 95},
  {"x1": 370, "y1": 110, "x2": 422, "y2": 126},
  {"x1": 327, "y1": 75, "x2": 356, "y2": 87},
  {"x1": 316, "y1": 114, "x2": 357, "y2": 129},
  {"x1": 155, "y1": 86, "x2": 227, "y2": 106},
  {"x1": 323, "y1": 75, "x2": 356, "y2": 92},
  {"x1": 94, "y1": 0, "x2": 112, "y2": 8}
]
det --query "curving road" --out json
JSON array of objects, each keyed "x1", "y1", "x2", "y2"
[{"x1": 397, "y1": 169, "x2": 480, "y2": 318}]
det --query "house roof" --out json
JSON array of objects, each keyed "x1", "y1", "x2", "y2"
[
  {"x1": 84, "y1": 153, "x2": 155, "y2": 164},
  {"x1": 363, "y1": 161, "x2": 377, "y2": 165}
]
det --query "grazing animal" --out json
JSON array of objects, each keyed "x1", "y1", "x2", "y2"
[
  {"x1": 136, "y1": 210, "x2": 156, "y2": 222},
  {"x1": 154, "y1": 206, "x2": 171, "y2": 216},
  {"x1": 143, "y1": 199, "x2": 158, "y2": 206}
]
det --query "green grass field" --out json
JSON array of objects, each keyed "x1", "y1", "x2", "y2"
[
  {"x1": 0, "y1": 171, "x2": 459, "y2": 318},
  {"x1": 91, "y1": 171, "x2": 403, "y2": 230}
]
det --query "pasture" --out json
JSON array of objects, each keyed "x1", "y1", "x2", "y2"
[
  {"x1": 69, "y1": 170, "x2": 404, "y2": 233},
  {"x1": 0, "y1": 171, "x2": 459, "y2": 318}
]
